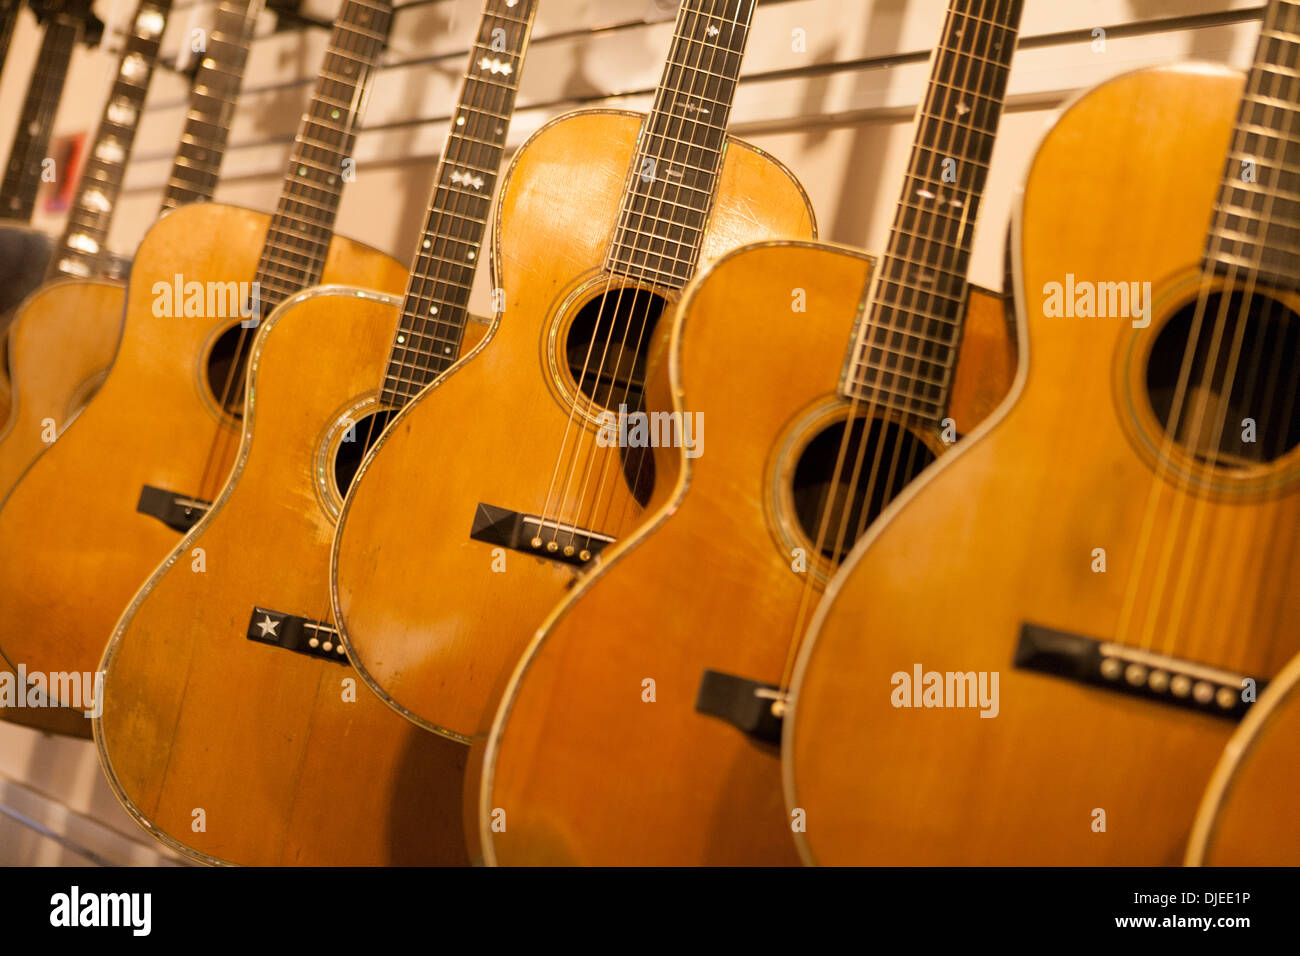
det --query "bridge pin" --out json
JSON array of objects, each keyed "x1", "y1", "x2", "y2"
[
  {"x1": 530, "y1": 536, "x2": 542, "y2": 549},
  {"x1": 1170, "y1": 675, "x2": 1192, "y2": 697},
  {"x1": 546, "y1": 541, "x2": 559, "y2": 553},
  {"x1": 563, "y1": 545, "x2": 575, "y2": 557},
  {"x1": 1099, "y1": 658, "x2": 1121, "y2": 680},
  {"x1": 579, "y1": 550, "x2": 591, "y2": 562},
  {"x1": 1215, "y1": 687, "x2": 1236, "y2": 710},
  {"x1": 1148, "y1": 670, "x2": 1169, "y2": 693},
  {"x1": 1193, "y1": 681, "x2": 1214, "y2": 704},
  {"x1": 322, "y1": 642, "x2": 333, "y2": 652},
  {"x1": 309, "y1": 637, "x2": 320, "y2": 648},
  {"x1": 1124, "y1": 663, "x2": 1147, "y2": 686}
]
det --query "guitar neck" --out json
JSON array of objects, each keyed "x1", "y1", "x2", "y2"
[
  {"x1": 605, "y1": 0, "x2": 757, "y2": 290},
  {"x1": 1205, "y1": 0, "x2": 1300, "y2": 291},
  {"x1": 848, "y1": 0, "x2": 1023, "y2": 425},
  {"x1": 0, "y1": 6, "x2": 85, "y2": 222},
  {"x1": 379, "y1": 0, "x2": 538, "y2": 408},
  {"x1": 251, "y1": 0, "x2": 392, "y2": 316},
  {"x1": 0, "y1": 0, "x2": 19, "y2": 79},
  {"x1": 47, "y1": 0, "x2": 174, "y2": 280},
  {"x1": 159, "y1": 0, "x2": 263, "y2": 212}
]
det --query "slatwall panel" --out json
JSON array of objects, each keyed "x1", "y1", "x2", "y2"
[{"x1": 0, "y1": 0, "x2": 1277, "y2": 863}]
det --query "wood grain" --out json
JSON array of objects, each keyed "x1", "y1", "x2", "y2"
[
  {"x1": 478, "y1": 237, "x2": 1014, "y2": 864},
  {"x1": 0, "y1": 203, "x2": 407, "y2": 708},
  {"x1": 786, "y1": 65, "x2": 1300, "y2": 865},
  {"x1": 1188, "y1": 652, "x2": 1300, "y2": 865},
  {"x1": 96, "y1": 289, "x2": 468, "y2": 865},
  {"x1": 332, "y1": 110, "x2": 817, "y2": 742}
]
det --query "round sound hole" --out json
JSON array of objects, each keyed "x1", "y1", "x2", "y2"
[
  {"x1": 1146, "y1": 291, "x2": 1300, "y2": 470},
  {"x1": 205, "y1": 323, "x2": 256, "y2": 418},
  {"x1": 333, "y1": 409, "x2": 396, "y2": 498},
  {"x1": 792, "y1": 415, "x2": 937, "y2": 562},
  {"x1": 565, "y1": 287, "x2": 667, "y2": 415}
]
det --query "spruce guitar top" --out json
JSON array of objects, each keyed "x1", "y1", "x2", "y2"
[
  {"x1": 786, "y1": 0, "x2": 1300, "y2": 865},
  {"x1": 330, "y1": 0, "x2": 818, "y2": 747},
  {"x1": 477, "y1": 0, "x2": 1022, "y2": 866},
  {"x1": 93, "y1": 0, "x2": 538, "y2": 867}
]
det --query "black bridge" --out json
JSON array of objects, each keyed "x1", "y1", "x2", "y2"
[
  {"x1": 695, "y1": 669, "x2": 786, "y2": 744},
  {"x1": 1015, "y1": 623, "x2": 1263, "y2": 721},
  {"x1": 136, "y1": 485, "x2": 211, "y2": 533},
  {"x1": 469, "y1": 502, "x2": 615, "y2": 568},
  {"x1": 246, "y1": 607, "x2": 349, "y2": 665}
]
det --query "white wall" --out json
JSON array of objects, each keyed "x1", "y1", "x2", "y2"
[{"x1": 0, "y1": 0, "x2": 1271, "y2": 864}]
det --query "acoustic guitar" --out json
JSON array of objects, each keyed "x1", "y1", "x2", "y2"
[
  {"x1": 478, "y1": 0, "x2": 1022, "y2": 866},
  {"x1": 785, "y1": 0, "x2": 1300, "y2": 865},
  {"x1": 0, "y1": 0, "x2": 260, "y2": 513},
  {"x1": 0, "y1": 0, "x2": 261, "y2": 738},
  {"x1": 0, "y1": 0, "x2": 406, "y2": 721},
  {"x1": 1186, "y1": 651, "x2": 1300, "y2": 865},
  {"x1": 93, "y1": 0, "x2": 536, "y2": 867},
  {"x1": 331, "y1": 0, "x2": 816, "y2": 745}
]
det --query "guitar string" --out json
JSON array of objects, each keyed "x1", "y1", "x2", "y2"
[
  {"x1": 776, "y1": 0, "x2": 1018, "y2": 694},
  {"x1": 532, "y1": 0, "x2": 728, "y2": 553},
  {"x1": 1165, "y1": 8, "x2": 1300, "y2": 668},
  {"x1": 385, "y1": 0, "x2": 535, "y2": 403},
  {"x1": 544, "y1": 0, "x2": 732, "y2": 549},
  {"x1": 308, "y1": 0, "x2": 533, "y2": 639},
  {"x1": 788, "y1": 0, "x2": 1012, "y2": 689},
  {"x1": 571, "y1": 0, "x2": 751, "y2": 543},
  {"x1": 193, "y1": 0, "x2": 391, "y2": 507},
  {"x1": 836, "y1": 0, "x2": 1011, "y2": 571},
  {"x1": 1116, "y1": 0, "x2": 1298, "y2": 664},
  {"x1": 1148, "y1": 0, "x2": 1300, "y2": 668}
]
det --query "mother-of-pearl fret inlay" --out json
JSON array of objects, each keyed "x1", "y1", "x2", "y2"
[
  {"x1": 379, "y1": 0, "x2": 538, "y2": 408},
  {"x1": 1206, "y1": 0, "x2": 1300, "y2": 291},
  {"x1": 47, "y1": 0, "x2": 175, "y2": 281},
  {"x1": 844, "y1": 0, "x2": 1024, "y2": 424},
  {"x1": 605, "y1": 0, "x2": 757, "y2": 291}
]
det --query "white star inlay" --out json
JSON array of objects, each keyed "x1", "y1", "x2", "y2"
[{"x1": 256, "y1": 615, "x2": 280, "y2": 638}]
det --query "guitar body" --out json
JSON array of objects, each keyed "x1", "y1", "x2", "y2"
[
  {"x1": 1187, "y1": 652, "x2": 1300, "y2": 865},
  {"x1": 0, "y1": 278, "x2": 123, "y2": 736},
  {"x1": 0, "y1": 202, "x2": 406, "y2": 699},
  {"x1": 0, "y1": 279, "x2": 124, "y2": 501},
  {"x1": 480, "y1": 237, "x2": 1013, "y2": 865},
  {"x1": 785, "y1": 64, "x2": 1300, "y2": 864},
  {"x1": 332, "y1": 109, "x2": 816, "y2": 741},
  {"x1": 95, "y1": 287, "x2": 470, "y2": 865}
]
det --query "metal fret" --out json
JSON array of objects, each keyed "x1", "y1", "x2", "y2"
[
  {"x1": 48, "y1": 0, "x2": 174, "y2": 280},
  {"x1": 845, "y1": 0, "x2": 1023, "y2": 421},
  {"x1": 1204, "y1": 0, "x2": 1300, "y2": 290},
  {"x1": 253, "y1": 0, "x2": 393, "y2": 312},
  {"x1": 0, "y1": 11, "x2": 83, "y2": 221},
  {"x1": 160, "y1": 0, "x2": 261, "y2": 211},
  {"x1": 605, "y1": 0, "x2": 756, "y2": 290},
  {"x1": 381, "y1": 0, "x2": 538, "y2": 408}
]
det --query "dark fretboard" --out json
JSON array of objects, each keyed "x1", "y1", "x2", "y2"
[
  {"x1": 251, "y1": 0, "x2": 392, "y2": 316},
  {"x1": 160, "y1": 0, "x2": 262, "y2": 212},
  {"x1": 1206, "y1": 0, "x2": 1300, "y2": 292},
  {"x1": 847, "y1": 0, "x2": 1023, "y2": 424},
  {"x1": 47, "y1": 0, "x2": 173, "y2": 280},
  {"x1": 0, "y1": 3, "x2": 88, "y2": 222},
  {"x1": 0, "y1": 0, "x2": 19, "y2": 79},
  {"x1": 605, "y1": 0, "x2": 757, "y2": 290},
  {"x1": 379, "y1": 0, "x2": 536, "y2": 408}
]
